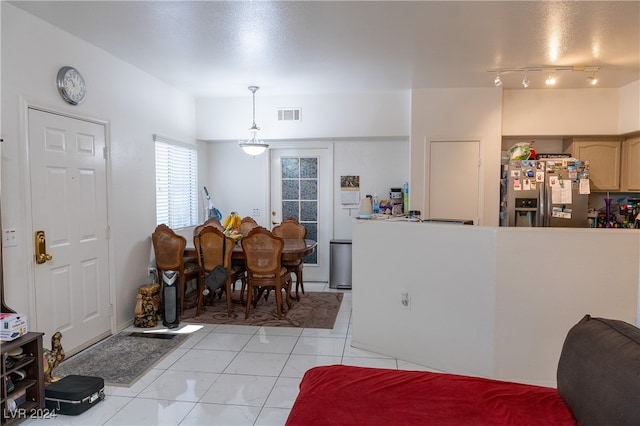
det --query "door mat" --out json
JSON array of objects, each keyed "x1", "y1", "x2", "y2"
[{"x1": 53, "y1": 332, "x2": 189, "y2": 387}]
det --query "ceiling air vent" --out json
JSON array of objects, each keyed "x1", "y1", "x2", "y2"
[{"x1": 277, "y1": 108, "x2": 301, "y2": 121}]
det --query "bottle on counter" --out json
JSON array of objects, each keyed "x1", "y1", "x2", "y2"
[
  {"x1": 403, "y1": 182, "x2": 409, "y2": 215},
  {"x1": 372, "y1": 193, "x2": 379, "y2": 214}
]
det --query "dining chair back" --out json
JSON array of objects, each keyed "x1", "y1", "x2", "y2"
[
  {"x1": 272, "y1": 219, "x2": 307, "y2": 299},
  {"x1": 203, "y1": 217, "x2": 225, "y2": 232},
  {"x1": 239, "y1": 217, "x2": 259, "y2": 237},
  {"x1": 193, "y1": 226, "x2": 235, "y2": 316},
  {"x1": 241, "y1": 227, "x2": 292, "y2": 319},
  {"x1": 151, "y1": 224, "x2": 200, "y2": 315}
]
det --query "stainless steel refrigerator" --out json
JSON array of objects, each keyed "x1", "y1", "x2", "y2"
[{"x1": 500, "y1": 157, "x2": 590, "y2": 227}]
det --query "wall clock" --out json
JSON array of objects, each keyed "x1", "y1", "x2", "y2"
[{"x1": 56, "y1": 66, "x2": 86, "y2": 105}]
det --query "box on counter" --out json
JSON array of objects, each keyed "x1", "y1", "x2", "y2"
[{"x1": 0, "y1": 313, "x2": 28, "y2": 341}]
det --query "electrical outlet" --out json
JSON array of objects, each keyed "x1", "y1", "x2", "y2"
[
  {"x1": 252, "y1": 208, "x2": 261, "y2": 217},
  {"x1": 400, "y1": 292, "x2": 410, "y2": 310},
  {"x1": 148, "y1": 266, "x2": 157, "y2": 276}
]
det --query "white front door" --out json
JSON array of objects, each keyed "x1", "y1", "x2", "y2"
[
  {"x1": 270, "y1": 148, "x2": 333, "y2": 282},
  {"x1": 29, "y1": 108, "x2": 111, "y2": 354}
]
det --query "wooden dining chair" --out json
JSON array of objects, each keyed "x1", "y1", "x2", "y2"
[
  {"x1": 272, "y1": 218, "x2": 307, "y2": 300},
  {"x1": 203, "y1": 217, "x2": 225, "y2": 232},
  {"x1": 239, "y1": 217, "x2": 259, "y2": 237},
  {"x1": 151, "y1": 224, "x2": 200, "y2": 315},
  {"x1": 241, "y1": 227, "x2": 293, "y2": 319},
  {"x1": 193, "y1": 226, "x2": 235, "y2": 317}
]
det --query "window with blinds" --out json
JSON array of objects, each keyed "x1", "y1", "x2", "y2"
[{"x1": 154, "y1": 135, "x2": 198, "y2": 229}]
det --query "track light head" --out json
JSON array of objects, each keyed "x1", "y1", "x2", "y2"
[
  {"x1": 545, "y1": 74, "x2": 556, "y2": 85},
  {"x1": 494, "y1": 73, "x2": 502, "y2": 87},
  {"x1": 588, "y1": 72, "x2": 598, "y2": 85},
  {"x1": 521, "y1": 71, "x2": 530, "y2": 88}
]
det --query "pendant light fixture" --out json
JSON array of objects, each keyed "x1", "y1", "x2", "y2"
[{"x1": 239, "y1": 86, "x2": 269, "y2": 156}]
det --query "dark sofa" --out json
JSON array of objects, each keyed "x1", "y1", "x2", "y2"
[{"x1": 286, "y1": 315, "x2": 640, "y2": 426}]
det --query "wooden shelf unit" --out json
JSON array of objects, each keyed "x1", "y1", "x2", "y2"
[{"x1": 1, "y1": 332, "x2": 45, "y2": 425}]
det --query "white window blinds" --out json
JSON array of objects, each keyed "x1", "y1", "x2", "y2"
[{"x1": 154, "y1": 135, "x2": 198, "y2": 229}]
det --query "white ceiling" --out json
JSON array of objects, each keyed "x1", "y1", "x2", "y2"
[{"x1": 11, "y1": 1, "x2": 640, "y2": 98}]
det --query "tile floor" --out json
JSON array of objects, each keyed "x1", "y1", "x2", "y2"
[{"x1": 24, "y1": 284, "x2": 437, "y2": 426}]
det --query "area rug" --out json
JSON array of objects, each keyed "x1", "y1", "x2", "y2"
[
  {"x1": 53, "y1": 332, "x2": 189, "y2": 387},
  {"x1": 181, "y1": 291, "x2": 343, "y2": 329}
]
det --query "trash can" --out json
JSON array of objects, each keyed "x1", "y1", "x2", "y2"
[{"x1": 330, "y1": 239, "x2": 352, "y2": 289}]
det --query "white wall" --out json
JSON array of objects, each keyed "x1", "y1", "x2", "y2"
[
  {"x1": 197, "y1": 90, "x2": 412, "y2": 244},
  {"x1": 619, "y1": 80, "x2": 640, "y2": 134},
  {"x1": 1, "y1": 4, "x2": 197, "y2": 330},
  {"x1": 502, "y1": 89, "x2": 620, "y2": 136},
  {"x1": 352, "y1": 220, "x2": 640, "y2": 387},
  {"x1": 196, "y1": 92, "x2": 411, "y2": 140},
  {"x1": 202, "y1": 138, "x2": 410, "y2": 242},
  {"x1": 410, "y1": 88, "x2": 503, "y2": 227}
]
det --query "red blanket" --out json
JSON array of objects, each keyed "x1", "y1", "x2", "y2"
[{"x1": 286, "y1": 365, "x2": 576, "y2": 426}]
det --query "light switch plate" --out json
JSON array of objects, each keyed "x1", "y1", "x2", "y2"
[{"x1": 3, "y1": 228, "x2": 18, "y2": 247}]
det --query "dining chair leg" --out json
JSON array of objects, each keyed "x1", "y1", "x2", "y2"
[
  {"x1": 295, "y1": 265, "x2": 304, "y2": 300},
  {"x1": 286, "y1": 277, "x2": 293, "y2": 309},
  {"x1": 245, "y1": 285, "x2": 254, "y2": 319},
  {"x1": 225, "y1": 280, "x2": 232, "y2": 317},
  {"x1": 275, "y1": 286, "x2": 283, "y2": 319},
  {"x1": 196, "y1": 274, "x2": 205, "y2": 317}
]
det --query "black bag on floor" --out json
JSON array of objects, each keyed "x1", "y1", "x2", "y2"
[{"x1": 45, "y1": 375, "x2": 105, "y2": 415}]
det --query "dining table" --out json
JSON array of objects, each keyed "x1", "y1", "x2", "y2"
[
  {"x1": 184, "y1": 238, "x2": 317, "y2": 307},
  {"x1": 184, "y1": 238, "x2": 317, "y2": 262}
]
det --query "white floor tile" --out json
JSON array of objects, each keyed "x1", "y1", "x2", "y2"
[
  {"x1": 256, "y1": 326, "x2": 303, "y2": 337},
  {"x1": 193, "y1": 332, "x2": 252, "y2": 351},
  {"x1": 263, "y1": 377, "x2": 302, "y2": 409},
  {"x1": 153, "y1": 347, "x2": 189, "y2": 370},
  {"x1": 21, "y1": 396, "x2": 132, "y2": 426},
  {"x1": 103, "y1": 398, "x2": 195, "y2": 426},
  {"x1": 179, "y1": 403, "x2": 261, "y2": 426},
  {"x1": 167, "y1": 348, "x2": 237, "y2": 373},
  {"x1": 224, "y1": 352, "x2": 289, "y2": 376},
  {"x1": 343, "y1": 339, "x2": 393, "y2": 358},
  {"x1": 292, "y1": 336, "x2": 346, "y2": 356},
  {"x1": 341, "y1": 356, "x2": 398, "y2": 369},
  {"x1": 46, "y1": 286, "x2": 422, "y2": 425},
  {"x1": 212, "y1": 324, "x2": 260, "y2": 335},
  {"x1": 200, "y1": 374, "x2": 277, "y2": 406},
  {"x1": 105, "y1": 368, "x2": 165, "y2": 397},
  {"x1": 301, "y1": 323, "x2": 348, "y2": 338},
  {"x1": 243, "y1": 334, "x2": 299, "y2": 354},
  {"x1": 254, "y1": 407, "x2": 291, "y2": 426},
  {"x1": 280, "y1": 354, "x2": 342, "y2": 378},
  {"x1": 397, "y1": 359, "x2": 444, "y2": 372},
  {"x1": 137, "y1": 370, "x2": 219, "y2": 402}
]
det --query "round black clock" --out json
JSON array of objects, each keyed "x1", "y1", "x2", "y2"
[{"x1": 56, "y1": 66, "x2": 86, "y2": 105}]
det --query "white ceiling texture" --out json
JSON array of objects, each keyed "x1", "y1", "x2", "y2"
[{"x1": 10, "y1": 1, "x2": 640, "y2": 98}]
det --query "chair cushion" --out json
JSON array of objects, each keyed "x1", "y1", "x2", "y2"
[{"x1": 557, "y1": 315, "x2": 640, "y2": 426}]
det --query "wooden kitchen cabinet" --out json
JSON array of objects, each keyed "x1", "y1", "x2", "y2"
[
  {"x1": 621, "y1": 136, "x2": 640, "y2": 192},
  {"x1": 564, "y1": 138, "x2": 621, "y2": 191}
]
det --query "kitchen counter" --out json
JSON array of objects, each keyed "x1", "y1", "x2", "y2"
[{"x1": 351, "y1": 220, "x2": 640, "y2": 387}]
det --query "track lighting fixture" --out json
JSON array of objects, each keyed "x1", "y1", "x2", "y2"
[
  {"x1": 545, "y1": 73, "x2": 557, "y2": 86},
  {"x1": 487, "y1": 65, "x2": 600, "y2": 88},
  {"x1": 494, "y1": 73, "x2": 502, "y2": 87}
]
